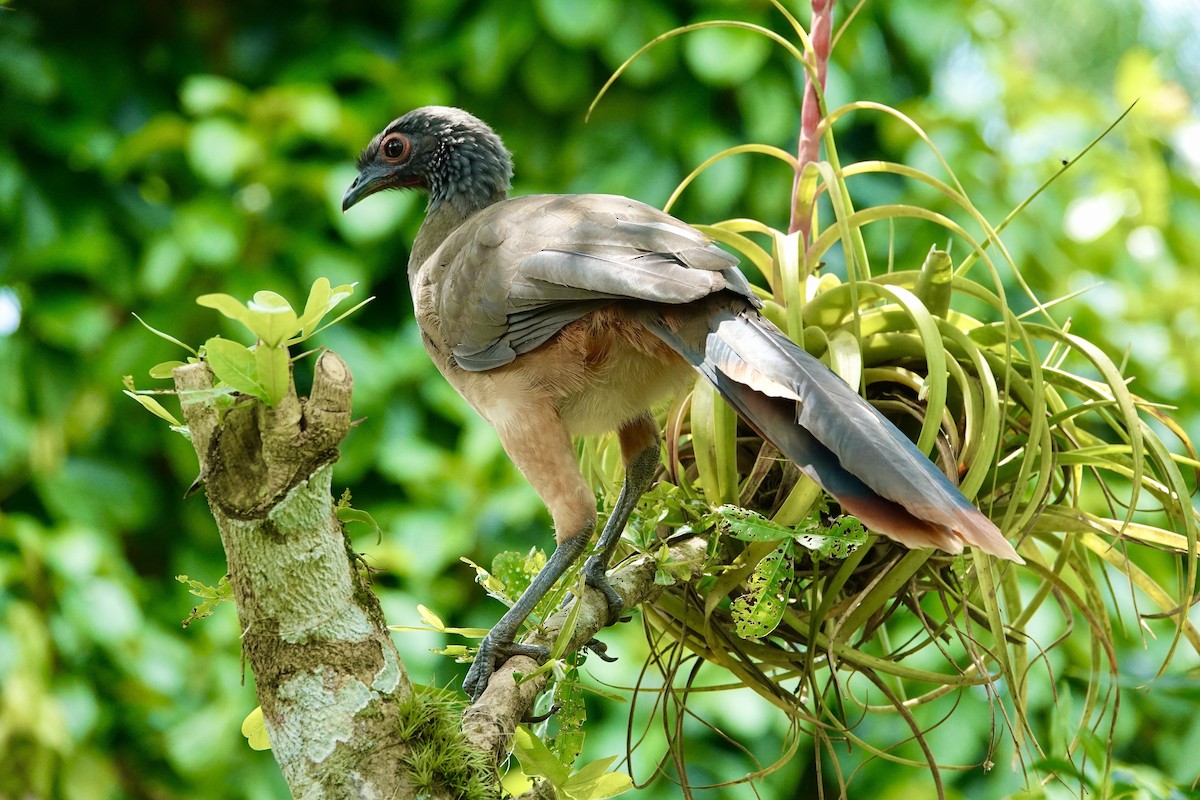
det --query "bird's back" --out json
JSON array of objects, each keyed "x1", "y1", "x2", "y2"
[{"x1": 411, "y1": 193, "x2": 757, "y2": 374}]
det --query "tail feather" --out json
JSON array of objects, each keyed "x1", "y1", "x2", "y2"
[{"x1": 645, "y1": 302, "x2": 1023, "y2": 563}]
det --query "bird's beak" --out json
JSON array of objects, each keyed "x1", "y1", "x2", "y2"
[{"x1": 341, "y1": 166, "x2": 386, "y2": 212}]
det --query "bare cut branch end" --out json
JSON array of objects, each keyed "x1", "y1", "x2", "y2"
[{"x1": 172, "y1": 353, "x2": 354, "y2": 518}]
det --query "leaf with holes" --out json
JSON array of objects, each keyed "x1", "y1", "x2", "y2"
[
  {"x1": 712, "y1": 505, "x2": 793, "y2": 543},
  {"x1": 730, "y1": 542, "x2": 792, "y2": 639}
]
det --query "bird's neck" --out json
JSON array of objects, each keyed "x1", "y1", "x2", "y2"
[{"x1": 408, "y1": 190, "x2": 505, "y2": 281}]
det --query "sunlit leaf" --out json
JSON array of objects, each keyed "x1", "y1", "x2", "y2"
[
  {"x1": 203, "y1": 336, "x2": 265, "y2": 399},
  {"x1": 416, "y1": 604, "x2": 444, "y2": 631},
  {"x1": 240, "y1": 706, "x2": 271, "y2": 751},
  {"x1": 512, "y1": 727, "x2": 570, "y2": 787},
  {"x1": 500, "y1": 765, "x2": 534, "y2": 797},
  {"x1": 490, "y1": 548, "x2": 546, "y2": 602},
  {"x1": 244, "y1": 292, "x2": 299, "y2": 347},
  {"x1": 253, "y1": 345, "x2": 290, "y2": 406},
  {"x1": 197, "y1": 293, "x2": 250, "y2": 324},
  {"x1": 131, "y1": 313, "x2": 198, "y2": 356},
  {"x1": 296, "y1": 278, "x2": 358, "y2": 339},
  {"x1": 148, "y1": 360, "x2": 186, "y2": 379},
  {"x1": 123, "y1": 390, "x2": 181, "y2": 426}
]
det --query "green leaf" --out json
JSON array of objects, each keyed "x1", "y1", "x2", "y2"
[
  {"x1": 245, "y1": 291, "x2": 299, "y2": 347},
  {"x1": 148, "y1": 360, "x2": 186, "y2": 379},
  {"x1": 512, "y1": 727, "x2": 570, "y2": 787},
  {"x1": 491, "y1": 548, "x2": 547, "y2": 602},
  {"x1": 913, "y1": 245, "x2": 953, "y2": 317},
  {"x1": 713, "y1": 505, "x2": 793, "y2": 543},
  {"x1": 417, "y1": 604, "x2": 444, "y2": 631},
  {"x1": 296, "y1": 278, "x2": 332, "y2": 337},
  {"x1": 460, "y1": 557, "x2": 510, "y2": 603},
  {"x1": 389, "y1": 606, "x2": 487, "y2": 639},
  {"x1": 254, "y1": 344, "x2": 290, "y2": 405},
  {"x1": 336, "y1": 505, "x2": 382, "y2": 535},
  {"x1": 825, "y1": 330, "x2": 863, "y2": 393},
  {"x1": 500, "y1": 765, "x2": 535, "y2": 797},
  {"x1": 550, "y1": 674, "x2": 587, "y2": 766},
  {"x1": 177, "y1": 574, "x2": 233, "y2": 627},
  {"x1": 432, "y1": 644, "x2": 471, "y2": 660},
  {"x1": 197, "y1": 293, "x2": 250, "y2": 323},
  {"x1": 123, "y1": 390, "x2": 182, "y2": 426},
  {"x1": 551, "y1": 573, "x2": 586, "y2": 660},
  {"x1": 691, "y1": 380, "x2": 739, "y2": 504},
  {"x1": 296, "y1": 278, "x2": 358, "y2": 339},
  {"x1": 652, "y1": 542, "x2": 700, "y2": 586},
  {"x1": 730, "y1": 543, "x2": 791, "y2": 639},
  {"x1": 296, "y1": 296, "x2": 373, "y2": 342},
  {"x1": 131, "y1": 312, "x2": 198, "y2": 355},
  {"x1": 240, "y1": 706, "x2": 271, "y2": 751},
  {"x1": 203, "y1": 336, "x2": 265, "y2": 399},
  {"x1": 565, "y1": 768, "x2": 635, "y2": 800},
  {"x1": 565, "y1": 756, "x2": 617, "y2": 787},
  {"x1": 797, "y1": 517, "x2": 868, "y2": 559}
]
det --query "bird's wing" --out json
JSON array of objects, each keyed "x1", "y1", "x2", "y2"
[{"x1": 442, "y1": 194, "x2": 758, "y2": 372}]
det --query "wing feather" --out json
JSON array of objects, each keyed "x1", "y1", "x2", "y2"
[{"x1": 439, "y1": 193, "x2": 757, "y2": 371}]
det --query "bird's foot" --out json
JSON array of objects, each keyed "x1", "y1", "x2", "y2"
[
  {"x1": 582, "y1": 637, "x2": 618, "y2": 663},
  {"x1": 582, "y1": 554, "x2": 625, "y2": 626},
  {"x1": 463, "y1": 635, "x2": 550, "y2": 702}
]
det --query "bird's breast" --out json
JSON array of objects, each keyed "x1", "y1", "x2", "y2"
[
  {"x1": 432, "y1": 303, "x2": 693, "y2": 438},
  {"x1": 531, "y1": 305, "x2": 693, "y2": 435}
]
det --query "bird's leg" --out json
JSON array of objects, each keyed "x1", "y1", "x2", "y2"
[
  {"x1": 462, "y1": 522, "x2": 593, "y2": 700},
  {"x1": 462, "y1": 402, "x2": 598, "y2": 701},
  {"x1": 582, "y1": 414, "x2": 660, "y2": 626}
]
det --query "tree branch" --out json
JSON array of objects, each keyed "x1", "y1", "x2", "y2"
[
  {"x1": 174, "y1": 353, "x2": 427, "y2": 799},
  {"x1": 462, "y1": 537, "x2": 707, "y2": 763}
]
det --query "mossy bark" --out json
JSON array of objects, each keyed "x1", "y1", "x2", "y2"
[{"x1": 174, "y1": 353, "x2": 429, "y2": 799}]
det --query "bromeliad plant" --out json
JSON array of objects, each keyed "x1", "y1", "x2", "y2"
[{"x1": 559, "y1": 2, "x2": 1200, "y2": 797}]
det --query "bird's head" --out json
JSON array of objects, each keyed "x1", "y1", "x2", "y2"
[{"x1": 342, "y1": 106, "x2": 513, "y2": 216}]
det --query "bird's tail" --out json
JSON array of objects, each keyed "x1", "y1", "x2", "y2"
[{"x1": 643, "y1": 300, "x2": 1023, "y2": 563}]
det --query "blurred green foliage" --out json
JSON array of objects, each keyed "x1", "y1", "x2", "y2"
[{"x1": 1, "y1": 1, "x2": 1197, "y2": 798}]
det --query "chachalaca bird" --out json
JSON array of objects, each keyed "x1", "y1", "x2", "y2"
[{"x1": 343, "y1": 106, "x2": 1024, "y2": 700}]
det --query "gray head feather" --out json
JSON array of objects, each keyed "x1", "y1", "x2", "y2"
[{"x1": 370, "y1": 106, "x2": 513, "y2": 214}]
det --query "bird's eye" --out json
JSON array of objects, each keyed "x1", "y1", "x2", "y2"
[{"x1": 381, "y1": 134, "x2": 411, "y2": 162}]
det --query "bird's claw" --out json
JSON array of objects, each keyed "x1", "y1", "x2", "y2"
[
  {"x1": 463, "y1": 636, "x2": 550, "y2": 702},
  {"x1": 583, "y1": 638, "x2": 618, "y2": 663},
  {"x1": 523, "y1": 704, "x2": 561, "y2": 724},
  {"x1": 582, "y1": 556, "x2": 625, "y2": 626}
]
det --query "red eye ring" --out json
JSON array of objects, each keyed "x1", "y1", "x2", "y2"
[{"x1": 381, "y1": 133, "x2": 411, "y2": 163}]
